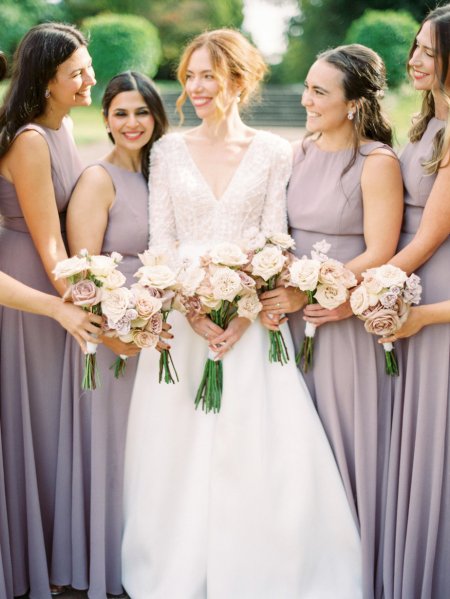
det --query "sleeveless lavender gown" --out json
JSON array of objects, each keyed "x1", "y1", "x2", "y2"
[
  {"x1": 52, "y1": 161, "x2": 149, "y2": 599},
  {"x1": 383, "y1": 117, "x2": 450, "y2": 599},
  {"x1": 287, "y1": 140, "x2": 397, "y2": 599},
  {"x1": 0, "y1": 119, "x2": 82, "y2": 599}
]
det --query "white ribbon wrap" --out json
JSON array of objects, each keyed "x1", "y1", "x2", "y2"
[
  {"x1": 382, "y1": 342, "x2": 394, "y2": 352},
  {"x1": 304, "y1": 321, "x2": 317, "y2": 338},
  {"x1": 86, "y1": 341, "x2": 98, "y2": 355}
]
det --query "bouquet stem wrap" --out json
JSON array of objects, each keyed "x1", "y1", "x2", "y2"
[
  {"x1": 110, "y1": 354, "x2": 128, "y2": 379},
  {"x1": 297, "y1": 291, "x2": 317, "y2": 372},
  {"x1": 266, "y1": 276, "x2": 289, "y2": 365},
  {"x1": 83, "y1": 339, "x2": 99, "y2": 390},
  {"x1": 382, "y1": 342, "x2": 399, "y2": 376}
]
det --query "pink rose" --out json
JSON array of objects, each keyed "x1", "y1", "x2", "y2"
[
  {"x1": 71, "y1": 280, "x2": 101, "y2": 307},
  {"x1": 146, "y1": 312, "x2": 163, "y2": 335},
  {"x1": 363, "y1": 307, "x2": 401, "y2": 336},
  {"x1": 131, "y1": 330, "x2": 159, "y2": 349}
]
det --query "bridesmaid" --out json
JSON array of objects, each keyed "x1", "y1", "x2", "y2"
[
  {"x1": 58, "y1": 71, "x2": 168, "y2": 598},
  {"x1": 381, "y1": 5, "x2": 450, "y2": 598},
  {"x1": 0, "y1": 24, "x2": 95, "y2": 598},
  {"x1": 261, "y1": 45, "x2": 403, "y2": 599}
]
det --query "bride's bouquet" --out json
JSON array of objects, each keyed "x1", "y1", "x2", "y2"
[
  {"x1": 288, "y1": 240, "x2": 357, "y2": 372},
  {"x1": 350, "y1": 265, "x2": 422, "y2": 375},
  {"x1": 53, "y1": 249, "x2": 124, "y2": 389},
  {"x1": 243, "y1": 228, "x2": 296, "y2": 365},
  {"x1": 133, "y1": 249, "x2": 180, "y2": 384},
  {"x1": 178, "y1": 242, "x2": 262, "y2": 413}
]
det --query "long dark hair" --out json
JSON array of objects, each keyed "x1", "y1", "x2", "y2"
[
  {"x1": 408, "y1": 4, "x2": 450, "y2": 173},
  {"x1": 0, "y1": 23, "x2": 87, "y2": 157},
  {"x1": 102, "y1": 71, "x2": 168, "y2": 181},
  {"x1": 305, "y1": 44, "x2": 393, "y2": 176},
  {"x1": 0, "y1": 52, "x2": 7, "y2": 82}
]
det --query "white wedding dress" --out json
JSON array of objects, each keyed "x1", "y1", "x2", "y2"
[{"x1": 122, "y1": 131, "x2": 362, "y2": 599}]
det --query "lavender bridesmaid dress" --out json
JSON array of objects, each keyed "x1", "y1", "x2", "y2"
[
  {"x1": 0, "y1": 119, "x2": 82, "y2": 599},
  {"x1": 51, "y1": 161, "x2": 149, "y2": 599},
  {"x1": 0, "y1": 440, "x2": 13, "y2": 598},
  {"x1": 287, "y1": 139, "x2": 397, "y2": 599},
  {"x1": 383, "y1": 117, "x2": 450, "y2": 599}
]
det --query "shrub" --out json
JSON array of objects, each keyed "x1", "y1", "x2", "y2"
[
  {"x1": 345, "y1": 9, "x2": 419, "y2": 88},
  {"x1": 82, "y1": 13, "x2": 162, "y2": 96}
]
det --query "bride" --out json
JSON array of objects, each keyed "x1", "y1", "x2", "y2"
[{"x1": 122, "y1": 28, "x2": 362, "y2": 599}]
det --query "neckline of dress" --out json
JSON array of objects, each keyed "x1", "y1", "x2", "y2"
[{"x1": 177, "y1": 131, "x2": 262, "y2": 202}]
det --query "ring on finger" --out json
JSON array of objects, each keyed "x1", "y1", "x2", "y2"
[
  {"x1": 276, "y1": 302, "x2": 281, "y2": 308},
  {"x1": 204, "y1": 332, "x2": 209, "y2": 339}
]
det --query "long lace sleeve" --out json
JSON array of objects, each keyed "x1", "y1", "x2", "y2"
[
  {"x1": 260, "y1": 138, "x2": 293, "y2": 234},
  {"x1": 148, "y1": 139, "x2": 177, "y2": 255}
]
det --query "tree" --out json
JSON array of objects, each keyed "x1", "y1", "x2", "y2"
[
  {"x1": 279, "y1": 0, "x2": 431, "y2": 83},
  {"x1": 345, "y1": 10, "x2": 419, "y2": 88},
  {"x1": 82, "y1": 13, "x2": 162, "y2": 97}
]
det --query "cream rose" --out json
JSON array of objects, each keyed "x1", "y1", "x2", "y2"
[
  {"x1": 350, "y1": 285, "x2": 370, "y2": 315},
  {"x1": 179, "y1": 264, "x2": 205, "y2": 295},
  {"x1": 289, "y1": 258, "x2": 321, "y2": 291},
  {"x1": 101, "y1": 287, "x2": 132, "y2": 323},
  {"x1": 267, "y1": 232, "x2": 295, "y2": 250},
  {"x1": 314, "y1": 283, "x2": 348, "y2": 310},
  {"x1": 135, "y1": 265, "x2": 177, "y2": 289},
  {"x1": 251, "y1": 246, "x2": 286, "y2": 281},
  {"x1": 89, "y1": 255, "x2": 120, "y2": 278},
  {"x1": 242, "y1": 227, "x2": 266, "y2": 252},
  {"x1": 53, "y1": 255, "x2": 88, "y2": 280},
  {"x1": 374, "y1": 264, "x2": 408, "y2": 289},
  {"x1": 311, "y1": 239, "x2": 331, "y2": 262},
  {"x1": 101, "y1": 269, "x2": 127, "y2": 290},
  {"x1": 134, "y1": 293, "x2": 162, "y2": 319},
  {"x1": 237, "y1": 293, "x2": 262, "y2": 321},
  {"x1": 132, "y1": 330, "x2": 159, "y2": 349},
  {"x1": 211, "y1": 267, "x2": 242, "y2": 302},
  {"x1": 209, "y1": 242, "x2": 248, "y2": 267},
  {"x1": 138, "y1": 247, "x2": 168, "y2": 267}
]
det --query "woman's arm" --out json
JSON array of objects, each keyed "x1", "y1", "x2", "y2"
[
  {"x1": 390, "y1": 151, "x2": 450, "y2": 273},
  {"x1": 380, "y1": 301, "x2": 450, "y2": 342},
  {"x1": 5, "y1": 131, "x2": 71, "y2": 296},
  {"x1": 0, "y1": 272, "x2": 102, "y2": 351},
  {"x1": 303, "y1": 149, "x2": 403, "y2": 327}
]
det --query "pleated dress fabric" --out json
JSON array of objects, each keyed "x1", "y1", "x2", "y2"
[
  {"x1": 0, "y1": 119, "x2": 82, "y2": 598},
  {"x1": 382, "y1": 117, "x2": 450, "y2": 599},
  {"x1": 51, "y1": 161, "x2": 149, "y2": 599},
  {"x1": 287, "y1": 139, "x2": 396, "y2": 599}
]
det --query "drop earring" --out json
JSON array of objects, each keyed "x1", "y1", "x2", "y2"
[
  {"x1": 347, "y1": 110, "x2": 354, "y2": 121},
  {"x1": 44, "y1": 89, "x2": 50, "y2": 99}
]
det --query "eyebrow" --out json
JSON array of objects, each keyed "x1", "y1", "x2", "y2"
[
  {"x1": 416, "y1": 36, "x2": 434, "y2": 52},
  {"x1": 112, "y1": 105, "x2": 149, "y2": 111},
  {"x1": 305, "y1": 80, "x2": 329, "y2": 94},
  {"x1": 186, "y1": 69, "x2": 213, "y2": 74}
]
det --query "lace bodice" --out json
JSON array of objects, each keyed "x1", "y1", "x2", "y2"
[{"x1": 148, "y1": 131, "x2": 292, "y2": 254}]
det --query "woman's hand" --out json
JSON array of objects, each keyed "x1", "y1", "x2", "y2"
[
  {"x1": 260, "y1": 286, "x2": 306, "y2": 315},
  {"x1": 303, "y1": 300, "x2": 353, "y2": 328},
  {"x1": 102, "y1": 335, "x2": 141, "y2": 357},
  {"x1": 209, "y1": 317, "x2": 251, "y2": 360},
  {"x1": 53, "y1": 301, "x2": 102, "y2": 353},
  {"x1": 157, "y1": 321, "x2": 173, "y2": 352},
  {"x1": 379, "y1": 306, "x2": 427, "y2": 343},
  {"x1": 260, "y1": 311, "x2": 288, "y2": 331},
  {"x1": 187, "y1": 313, "x2": 224, "y2": 340}
]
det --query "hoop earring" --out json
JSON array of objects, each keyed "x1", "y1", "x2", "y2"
[
  {"x1": 45, "y1": 89, "x2": 50, "y2": 99},
  {"x1": 347, "y1": 110, "x2": 354, "y2": 121}
]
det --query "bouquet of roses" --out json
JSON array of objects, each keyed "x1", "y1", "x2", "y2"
[
  {"x1": 133, "y1": 248, "x2": 180, "y2": 384},
  {"x1": 101, "y1": 280, "x2": 164, "y2": 379},
  {"x1": 288, "y1": 240, "x2": 357, "y2": 372},
  {"x1": 178, "y1": 241, "x2": 262, "y2": 413},
  {"x1": 243, "y1": 228, "x2": 296, "y2": 365},
  {"x1": 350, "y1": 264, "x2": 422, "y2": 375},
  {"x1": 53, "y1": 249, "x2": 124, "y2": 389}
]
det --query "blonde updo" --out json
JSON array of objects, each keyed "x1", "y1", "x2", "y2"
[{"x1": 176, "y1": 28, "x2": 268, "y2": 122}]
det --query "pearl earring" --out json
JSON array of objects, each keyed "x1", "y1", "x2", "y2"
[
  {"x1": 45, "y1": 89, "x2": 50, "y2": 99},
  {"x1": 236, "y1": 94, "x2": 241, "y2": 104},
  {"x1": 347, "y1": 110, "x2": 355, "y2": 121}
]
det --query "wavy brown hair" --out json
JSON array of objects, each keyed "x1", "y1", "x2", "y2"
[
  {"x1": 176, "y1": 28, "x2": 268, "y2": 124},
  {"x1": 408, "y1": 4, "x2": 450, "y2": 174}
]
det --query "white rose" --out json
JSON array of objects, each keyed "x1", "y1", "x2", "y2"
[
  {"x1": 361, "y1": 269, "x2": 384, "y2": 294},
  {"x1": 237, "y1": 293, "x2": 262, "y2": 321},
  {"x1": 314, "y1": 283, "x2": 348, "y2": 310},
  {"x1": 134, "y1": 265, "x2": 177, "y2": 289},
  {"x1": 53, "y1": 255, "x2": 88, "y2": 280},
  {"x1": 242, "y1": 227, "x2": 267, "y2": 252},
  {"x1": 289, "y1": 258, "x2": 320, "y2": 291},
  {"x1": 89, "y1": 255, "x2": 119, "y2": 278},
  {"x1": 101, "y1": 287, "x2": 132, "y2": 323},
  {"x1": 373, "y1": 264, "x2": 408, "y2": 289},
  {"x1": 210, "y1": 267, "x2": 243, "y2": 302},
  {"x1": 178, "y1": 264, "x2": 206, "y2": 295},
  {"x1": 138, "y1": 247, "x2": 168, "y2": 267},
  {"x1": 350, "y1": 285, "x2": 370, "y2": 315},
  {"x1": 209, "y1": 242, "x2": 248, "y2": 267},
  {"x1": 267, "y1": 232, "x2": 295, "y2": 250},
  {"x1": 251, "y1": 246, "x2": 286, "y2": 281},
  {"x1": 101, "y1": 269, "x2": 127, "y2": 290},
  {"x1": 311, "y1": 239, "x2": 331, "y2": 262}
]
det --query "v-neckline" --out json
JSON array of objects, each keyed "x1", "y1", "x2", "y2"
[{"x1": 179, "y1": 132, "x2": 261, "y2": 202}]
